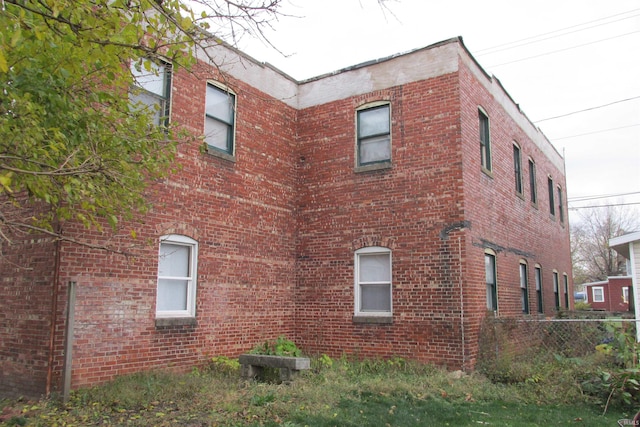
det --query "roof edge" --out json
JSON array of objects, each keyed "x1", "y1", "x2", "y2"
[{"x1": 298, "y1": 37, "x2": 463, "y2": 84}]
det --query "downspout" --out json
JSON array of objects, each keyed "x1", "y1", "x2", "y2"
[
  {"x1": 46, "y1": 235, "x2": 62, "y2": 396},
  {"x1": 458, "y1": 234, "x2": 466, "y2": 370},
  {"x1": 440, "y1": 220, "x2": 471, "y2": 370}
]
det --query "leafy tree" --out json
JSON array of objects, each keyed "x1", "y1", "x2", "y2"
[
  {"x1": 571, "y1": 205, "x2": 640, "y2": 284},
  {"x1": 0, "y1": 0, "x2": 281, "y2": 250}
]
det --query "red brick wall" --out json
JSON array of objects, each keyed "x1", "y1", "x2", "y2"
[
  {"x1": 46, "y1": 62, "x2": 301, "y2": 391},
  {"x1": 0, "y1": 202, "x2": 57, "y2": 398},
  {"x1": 2, "y1": 41, "x2": 574, "y2": 396},
  {"x1": 586, "y1": 277, "x2": 632, "y2": 311},
  {"x1": 458, "y1": 61, "x2": 573, "y2": 365},
  {"x1": 294, "y1": 74, "x2": 469, "y2": 368},
  {"x1": 293, "y1": 55, "x2": 572, "y2": 370}
]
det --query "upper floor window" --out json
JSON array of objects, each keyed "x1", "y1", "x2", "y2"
[
  {"x1": 557, "y1": 186, "x2": 565, "y2": 224},
  {"x1": 513, "y1": 143, "x2": 523, "y2": 195},
  {"x1": 485, "y1": 251, "x2": 497, "y2": 311},
  {"x1": 130, "y1": 60, "x2": 171, "y2": 126},
  {"x1": 357, "y1": 103, "x2": 391, "y2": 166},
  {"x1": 520, "y1": 261, "x2": 529, "y2": 314},
  {"x1": 355, "y1": 246, "x2": 392, "y2": 317},
  {"x1": 535, "y1": 265, "x2": 543, "y2": 313},
  {"x1": 157, "y1": 235, "x2": 198, "y2": 318},
  {"x1": 479, "y1": 109, "x2": 492, "y2": 172},
  {"x1": 548, "y1": 177, "x2": 555, "y2": 216},
  {"x1": 205, "y1": 83, "x2": 236, "y2": 156},
  {"x1": 528, "y1": 158, "x2": 537, "y2": 205}
]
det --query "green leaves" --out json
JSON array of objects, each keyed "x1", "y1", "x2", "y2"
[
  {"x1": 0, "y1": 0, "x2": 195, "y2": 240},
  {"x1": 1, "y1": 0, "x2": 282, "y2": 248}
]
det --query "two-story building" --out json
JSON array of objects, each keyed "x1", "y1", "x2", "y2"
[{"x1": 0, "y1": 37, "x2": 573, "y2": 398}]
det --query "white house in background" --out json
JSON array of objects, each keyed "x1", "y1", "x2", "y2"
[{"x1": 610, "y1": 231, "x2": 640, "y2": 340}]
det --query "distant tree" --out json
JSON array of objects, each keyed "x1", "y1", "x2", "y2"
[{"x1": 571, "y1": 205, "x2": 640, "y2": 284}]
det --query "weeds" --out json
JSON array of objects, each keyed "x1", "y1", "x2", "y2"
[
  {"x1": 248, "y1": 336, "x2": 302, "y2": 357},
  {"x1": 0, "y1": 357, "x2": 628, "y2": 426}
]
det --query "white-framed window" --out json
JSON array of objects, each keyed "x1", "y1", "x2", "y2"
[
  {"x1": 357, "y1": 103, "x2": 391, "y2": 166},
  {"x1": 156, "y1": 235, "x2": 198, "y2": 318},
  {"x1": 130, "y1": 59, "x2": 171, "y2": 126},
  {"x1": 205, "y1": 82, "x2": 236, "y2": 155},
  {"x1": 623, "y1": 287, "x2": 630, "y2": 304},
  {"x1": 520, "y1": 261, "x2": 529, "y2": 314},
  {"x1": 553, "y1": 270, "x2": 560, "y2": 309},
  {"x1": 563, "y1": 273, "x2": 569, "y2": 308},
  {"x1": 592, "y1": 286, "x2": 604, "y2": 303},
  {"x1": 479, "y1": 108, "x2": 492, "y2": 172},
  {"x1": 354, "y1": 246, "x2": 392, "y2": 316},
  {"x1": 485, "y1": 250, "x2": 497, "y2": 311}
]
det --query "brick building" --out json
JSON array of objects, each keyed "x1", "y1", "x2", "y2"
[
  {"x1": 0, "y1": 37, "x2": 573, "y2": 398},
  {"x1": 583, "y1": 277, "x2": 633, "y2": 312}
]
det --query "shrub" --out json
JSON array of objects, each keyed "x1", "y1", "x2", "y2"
[
  {"x1": 575, "y1": 301, "x2": 591, "y2": 311},
  {"x1": 249, "y1": 336, "x2": 302, "y2": 357},
  {"x1": 582, "y1": 322, "x2": 640, "y2": 412},
  {"x1": 209, "y1": 356, "x2": 240, "y2": 375}
]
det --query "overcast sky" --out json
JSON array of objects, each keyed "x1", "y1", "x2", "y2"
[{"x1": 236, "y1": 0, "x2": 640, "y2": 223}]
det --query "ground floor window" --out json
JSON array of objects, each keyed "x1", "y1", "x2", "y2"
[
  {"x1": 485, "y1": 252, "x2": 497, "y2": 311},
  {"x1": 355, "y1": 247, "x2": 392, "y2": 317},
  {"x1": 157, "y1": 234, "x2": 198, "y2": 318}
]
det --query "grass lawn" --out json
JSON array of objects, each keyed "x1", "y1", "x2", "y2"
[{"x1": 0, "y1": 358, "x2": 633, "y2": 426}]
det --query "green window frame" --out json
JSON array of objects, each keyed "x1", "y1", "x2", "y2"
[
  {"x1": 557, "y1": 186, "x2": 565, "y2": 224},
  {"x1": 529, "y1": 158, "x2": 537, "y2": 204},
  {"x1": 535, "y1": 265, "x2": 543, "y2": 313},
  {"x1": 357, "y1": 104, "x2": 391, "y2": 166},
  {"x1": 205, "y1": 83, "x2": 236, "y2": 155},
  {"x1": 479, "y1": 109, "x2": 491, "y2": 172},
  {"x1": 513, "y1": 143, "x2": 523, "y2": 195},
  {"x1": 548, "y1": 177, "x2": 555, "y2": 216}
]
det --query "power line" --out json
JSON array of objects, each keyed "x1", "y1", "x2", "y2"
[
  {"x1": 568, "y1": 191, "x2": 640, "y2": 202},
  {"x1": 549, "y1": 123, "x2": 640, "y2": 141},
  {"x1": 487, "y1": 30, "x2": 640, "y2": 68},
  {"x1": 476, "y1": 11, "x2": 640, "y2": 56},
  {"x1": 475, "y1": 8, "x2": 640, "y2": 54},
  {"x1": 569, "y1": 202, "x2": 640, "y2": 210},
  {"x1": 534, "y1": 96, "x2": 640, "y2": 123}
]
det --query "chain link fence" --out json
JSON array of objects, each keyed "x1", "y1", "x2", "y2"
[{"x1": 477, "y1": 313, "x2": 638, "y2": 380}]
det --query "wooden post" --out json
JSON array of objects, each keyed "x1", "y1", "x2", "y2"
[{"x1": 63, "y1": 281, "x2": 76, "y2": 402}]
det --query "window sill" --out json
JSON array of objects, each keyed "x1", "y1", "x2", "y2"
[
  {"x1": 353, "y1": 315, "x2": 393, "y2": 325},
  {"x1": 204, "y1": 145, "x2": 236, "y2": 163},
  {"x1": 481, "y1": 167, "x2": 493, "y2": 178},
  {"x1": 354, "y1": 161, "x2": 392, "y2": 173},
  {"x1": 155, "y1": 317, "x2": 197, "y2": 328}
]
